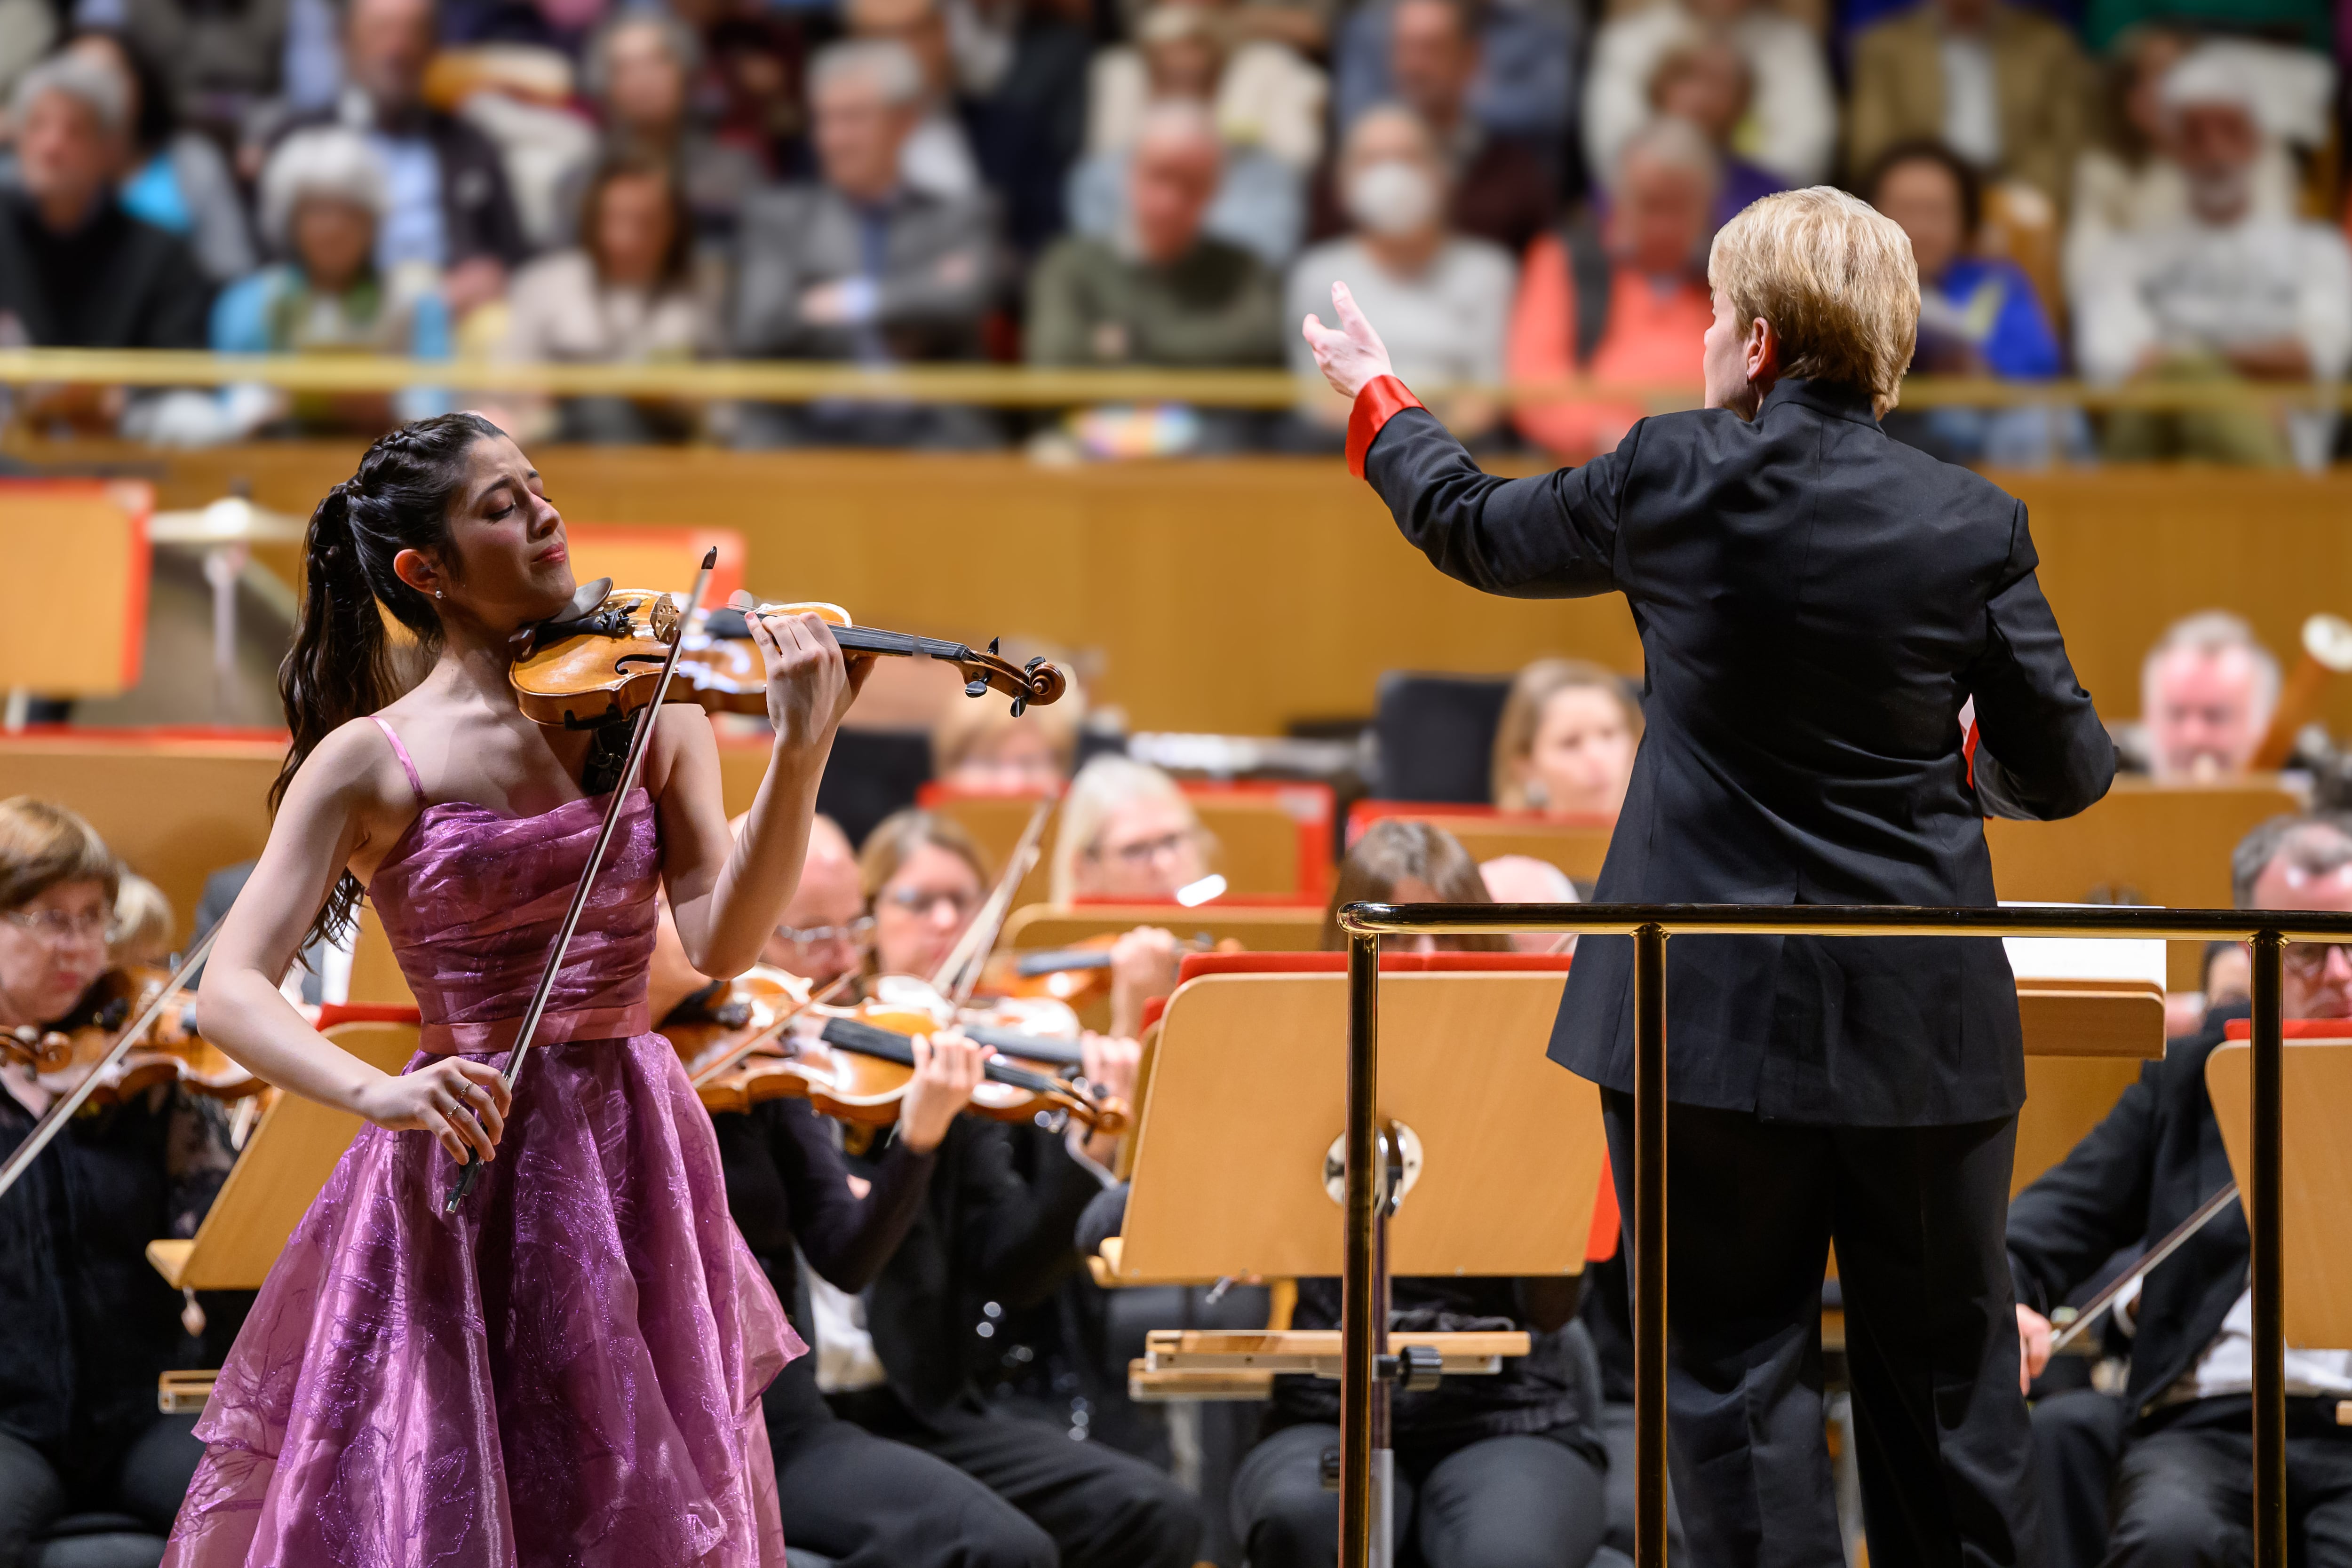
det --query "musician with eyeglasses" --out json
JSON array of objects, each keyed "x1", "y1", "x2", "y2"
[
  {"x1": 0, "y1": 798, "x2": 236, "y2": 1568},
  {"x1": 1049, "y1": 757, "x2": 1223, "y2": 1042},
  {"x1": 2009, "y1": 812, "x2": 2352, "y2": 1568}
]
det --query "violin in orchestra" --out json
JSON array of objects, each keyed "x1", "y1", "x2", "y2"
[{"x1": 4, "y1": 965, "x2": 260, "y2": 1107}]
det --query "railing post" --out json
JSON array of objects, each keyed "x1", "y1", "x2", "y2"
[
  {"x1": 1634, "y1": 922, "x2": 1669, "y2": 1568},
  {"x1": 2249, "y1": 930, "x2": 2286, "y2": 1568},
  {"x1": 1342, "y1": 930, "x2": 1382, "y2": 1568}
]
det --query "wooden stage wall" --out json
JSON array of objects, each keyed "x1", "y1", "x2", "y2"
[{"x1": 52, "y1": 442, "x2": 2352, "y2": 741}]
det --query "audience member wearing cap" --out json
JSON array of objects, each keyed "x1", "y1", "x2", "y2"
[
  {"x1": 1287, "y1": 104, "x2": 1515, "y2": 446},
  {"x1": 1308, "y1": 0, "x2": 1552, "y2": 259},
  {"x1": 66, "y1": 28, "x2": 253, "y2": 285},
  {"x1": 1507, "y1": 117, "x2": 1715, "y2": 461},
  {"x1": 2130, "y1": 611, "x2": 2281, "y2": 783},
  {"x1": 1087, "y1": 0, "x2": 1327, "y2": 172},
  {"x1": 729, "y1": 38, "x2": 1000, "y2": 450},
  {"x1": 1844, "y1": 0, "x2": 2088, "y2": 217},
  {"x1": 2072, "y1": 45, "x2": 2352, "y2": 468},
  {"x1": 1583, "y1": 0, "x2": 1834, "y2": 191},
  {"x1": 1065, "y1": 6, "x2": 1303, "y2": 269},
  {"x1": 205, "y1": 124, "x2": 451, "y2": 440},
  {"x1": 0, "y1": 51, "x2": 208, "y2": 356}
]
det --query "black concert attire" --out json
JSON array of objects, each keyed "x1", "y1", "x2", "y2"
[
  {"x1": 2008, "y1": 1001, "x2": 2352, "y2": 1568},
  {"x1": 0, "y1": 986, "x2": 240, "y2": 1568},
  {"x1": 0, "y1": 193, "x2": 210, "y2": 351},
  {"x1": 1580, "y1": 1247, "x2": 1692, "y2": 1567},
  {"x1": 709, "y1": 1095, "x2": 1065, "y2": 1568},
  {"x1": 1351, "y1": 373, "x2": 2116, "y2": 1567},
  {"x1": 834, "y1": 1118, "x2": 1200, "y2": 1568}
]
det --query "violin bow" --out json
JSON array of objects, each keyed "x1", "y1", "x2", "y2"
[
  {"x1": 0, "y1": 919, "x2": 222, "y2": 1203},
  {"x1": 2047, "y1": 1179, "x2": 2242, "y2": 1353},
  {"x1": 446, "y1": 548, "x2": 718, "y2": 1213},
  {"x1": 933, "y1": 796, "x2": 1056, "y2": 1005}
]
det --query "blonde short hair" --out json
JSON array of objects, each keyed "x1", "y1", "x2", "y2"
[
  {"x1": 1707, "y1": 186, "x2": 1919, "y2": 409},
  {"x1": 1049, "y1": 756, "x2": 1207, "y2": 903}
]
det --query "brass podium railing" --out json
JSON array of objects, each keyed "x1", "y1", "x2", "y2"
[{"x1": 1333, "y1": 901, "x2": 2352, "y2": 1568}]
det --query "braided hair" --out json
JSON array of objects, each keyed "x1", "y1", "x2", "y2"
[{"x1": 274, "y1": 412, "x2": 506, "y2": 945}]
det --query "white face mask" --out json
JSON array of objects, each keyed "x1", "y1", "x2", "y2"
[{"x1": 1344, "y1": 158, "x2": 1441, "y2": 238}]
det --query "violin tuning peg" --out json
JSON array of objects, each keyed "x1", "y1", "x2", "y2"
[
  {"x1": 965, "y1": 678, "x2": 989, "y2": 699},
  {"x1": 1024, "y1": 655, "x2": 1045, "y2": 673},
  {"x1": 1011, "y1": 697, "x2": 1028, "y2": 718},
  {"x1": 988, "y1": 636, "x2": 1001, "y2": 656}
]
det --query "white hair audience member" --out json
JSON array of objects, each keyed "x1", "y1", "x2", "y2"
[{"x1": 1582, "y1": 0, "x2": 1836, "y2": 190}]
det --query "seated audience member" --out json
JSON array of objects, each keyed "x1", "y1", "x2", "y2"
[
  {"x1": 1309, "y1": 0, "x2": 1551, "y2": 258},
  {"x1": 2010, "y1": 813, "x2": 2352, "y2": 1568},
  {"x1": 1643, "y1": 38, "x2": 1783, "y2": 230},
  {"x1": 1491, "y1": 658, "x2": 1641, "y2": 821},
  {"x1": 2074, "y1": 50, "x2": 2352, "y2": 468},
  {"x1": 500, "y1": 152, "x2": 712, "y2": 444},
  {"x1": 1479, "y1": 852, "x2": 1580, "y2": 955},
  {"x1": 0, "y1": 799, "x2": 237, "y2": 1564},
  {"x1": 730, "y1": 39, "x2": 999, "y2": 450},
  {"x1": 577, "y1": 12, "x2": 765, "y2": 248},
  {"x1": 1051, "y1": 755, "x2": 1218, "y2": 1039},
  {"x1": 1030, "y1": 101, "x2": 1285, "y2": 371},
  {"x1": 947, "y1": 0, "x2": 1093, "y2": 255},
  {"x1": 2082, "y1": 0, "x2": 2328, "y2": 56},
  {"x1": 1065, "y1": 6, "x2": 1303, "y2": 269},
  {"x1": 2133, "y1": 611, "x2": 2279, "y2": 783},
  {"x1": 68, "y1": 29, "x2": 252, "y2": 284},
  {"x1": 276, "y1": 0, "x2": 527, "y2": 321},
  {"x1": 1331, "y1": 0, "x2": 1574, "y2": 166},
  {"x1": 1845, "y1": 0, "x2": 2087, "y2": 216},
  {"x1": 933, "y1": 694, "x2": 1082, "y2": 795},
  {"x1": 0, "y1": 53, "x2": 208, "y2": 354},
  {"x1": 1509, "y1": 117, "x2": 1715, "y2": 461},
  {"x1": 1584, "y1": 0, "x2": 1834, "y2": 190},
  {"x1": 1867, "y1": 139, "x2": 2078, "y2": 467},
  {"x1": 1234, "y1": 820, "x2": 1607, "y2": 1568},
  {"x1": 209, "y1": 126, "x2": 451, "y2": 439},
  {"x1": 1087, "y1": 0, "x2": 1327, "y2": 172},
  {"x1": 1287, "y1": 104, "x2": 1516, "y2": 444},
  {"x1": 96, "y1": 0, "x2": 288, "y2": 135},
  {"x1": 848, "y1": 0, "x2": 981, "y2": 198}
]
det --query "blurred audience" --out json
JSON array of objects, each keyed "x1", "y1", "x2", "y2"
[
  {"x1": 1310, "y1": 0, "x2": 1551, "y2": 258},
  {"x1": 1584, "y1": 0, "x2": 1834, "y2": 191},
  {"x1": 576, "y1": 12, "x2": 763, "y2": 248},
  {"x1": 277, "y1": 0, "x2": 524, "y2": 320},
  {"x1": 1066, "y1": 6, "x2": 1302, "y2": 269},
  {"x1": 86, "y1": 0, "x2": 291, "y2": 135},
  {"x1": 1289, "y1": 104, "x2": 1515, "y2": 444},
  {"x1": 1030, "y1": 100, "x2": 1283, "y2": 371},
  {"x1": 207, "y1": 124, "x2": 450, "y2": 438},
  {"x1": 0, "y1": 0, "x2": 50, "y2": 111},
  {"x1": 1867, "y1": 139, "x2": 2077, "y2": 466},
  {"x1": 69, "y1": 29, "x2": 252, "y2": 284},
  {"x1": 952, "y1": 0, "x2": 1091, "y2": 256},
  {"x1": 729, "y1": 38, "x2": 998, "y2": 449},
  {"x1": 1846, "y1": 0, "x2": 2087, "y2": 216},
  {"x1": 1491, "y1": 657, "x2": 1641, "y2": 820},
  {"x1": 1332, "y1": 0, "x2": 1575, "y2": 164},
  {"x1": 0, "y1": 53, "x2": 207, "y2": 354},
  {"x1": 2073, "y1": 48, "x2": 2352, "y2": 468},
  {"x1": 848, "y1": 0, "x2": 981, "y2": 199},
  {"x1": 500, "y1": 151, "x2": 711, "y2": 443},
  {"x1": 933, "y1": 695, "x2": 1081, "y2": 794},
  {"x1": 2136, "y1": 611, "x2": 2279, "y2": 783},
  {"x1": 1642, "y1": 38, "x2": 1782, "y2": 230},
  {"x1": 1509, "y1": 116, "x2": 1714, "y2": 461},
  {"x1": 1087, "y1": 0, "x2": 1326, "y2": 173}
]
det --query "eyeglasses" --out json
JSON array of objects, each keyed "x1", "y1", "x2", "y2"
[
  {"x1": 1090, "y1": 830, "x2": 1195, "y2": 868},
  {"x1": 774, "y1": 916, "x2": 876, "y2": 950},
  {"x1": 2284, "y1": 942, "x2": 2352, "y2": 979},
  {"x1": 878, "y1": 887, "x2": 977, "y2": 919},
  {"x1": 3, "y1": 908, "x2": 111, "y2": 945}
]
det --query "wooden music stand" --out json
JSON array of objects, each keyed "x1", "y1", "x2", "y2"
[
  {"x1": 1347, "y1": 802, "x2": 1616, "y2": 884},
  {"x1": 2009, "y1": 931, "x2": 2169, "y2": 1197},
  {"x1": 2206, "y1": 1029, "x2": 2352, "y2": 1347},
  {"x1": 0, "y1": 480, "x2": 153, "y2": 721}
]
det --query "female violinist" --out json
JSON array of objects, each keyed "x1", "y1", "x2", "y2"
[
  {"x1": 1489, "y1": 658, "x2": 1643, "y2": 822},
  {"x1": 1043, "y1": 757, "x2": 1220, "y2": 1042},
  {"x1": 0, "y1": 798, "x2": 233, "y2": 1567},
  {"x1": 166, "y1": 412, "x2": 863, "y2": 1568}
]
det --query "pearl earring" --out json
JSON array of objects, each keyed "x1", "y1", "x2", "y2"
[{"x1": 435, "y1": 589, "x2": 445, "y2": 600}]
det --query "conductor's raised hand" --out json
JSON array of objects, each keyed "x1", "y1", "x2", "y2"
[
  {"x1": 899, "y1": 1029, "x2": 991, "y2": 1154},
  {"x1": 358, "y1": 1056, "x2": 511, "y2": 1165},
  {"x1": 1301, "y1": 281, "x2": 1396, "y2": 401},
  {"x1": 747, "y1": 610, "x2": 874, "y2": 755}
]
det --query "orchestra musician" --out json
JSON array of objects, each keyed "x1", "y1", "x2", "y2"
[
  {"x1": 1489, "y1": 658, "x2": 1643, "y2": 821},
  {"x1": 2010, "y1": 814, "x2": 2352, "y2": 1568},
  {"x1": 1050, "y1": 756, "x2": 1219, "y2": 1043},
  {"x1": 934, "y1": 689, "x2": 1083, "y2": 796},
  {"x1": 165, "y1": 413, "x2": 866, "y2": 1565},
  {"x1": 0, "y1": 799, "x2": 231, "y2": 1568},
  {"x1": 1304, "y1": 186, "x2": 2116, "y2": 1564}
]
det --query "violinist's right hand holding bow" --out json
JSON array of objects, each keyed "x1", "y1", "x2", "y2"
[
  {"x1": 897, "y1": 1031, "x2": 991, "y2": 1155},
  {"x1": 358, "y1": 1057, "x2": 513, "y2": 1166}
]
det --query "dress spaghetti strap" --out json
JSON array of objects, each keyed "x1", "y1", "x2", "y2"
[{"x1": 370, "y1": 715, "x2": 427, "y2": 805}]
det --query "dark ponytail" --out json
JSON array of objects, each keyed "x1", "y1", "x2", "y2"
[{"x1": 274, "y1": 412, "x2": 506, "y2": 945}]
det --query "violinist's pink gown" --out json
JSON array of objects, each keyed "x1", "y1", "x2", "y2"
[{"x1": 165, "y1": 718, "x2": 800, "y2": 1568}]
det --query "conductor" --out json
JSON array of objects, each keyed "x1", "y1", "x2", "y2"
[{"x1": 1303, "y1": 186, "x2": 2116, "y2": 1567}]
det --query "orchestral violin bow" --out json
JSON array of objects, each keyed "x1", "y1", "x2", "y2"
[
  {"x1": 2046, "y1": 1179, "x2": 2242, "y2": 1353},
  {"x1": 932, "y1": 796, "x2": 1056, "y2": 1005},
  {"x1": 0, "y1": 918, "x2": 223, "y2": 1202},
  {"x1": 444, "y1": 547, "x2": 720, "y2": 1213}
]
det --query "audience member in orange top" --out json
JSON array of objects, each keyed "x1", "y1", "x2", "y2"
[
  {"x1": 1506, "y1": 117, "x2": 1717, "y2": 460},
  {"x1": 931, "y1": 690, "x2": 1082, "y2": 796},
  {"x1": 1491, "y1": 658, "x2": 1644, "y2": 821},
  {"x1": 1049, "y1": 757, "x2": 1218, "y2": 1040}
]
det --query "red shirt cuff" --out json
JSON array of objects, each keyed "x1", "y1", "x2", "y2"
[{"x1": 1346, "y1": 375, "x2": 1424, "y2": 479}]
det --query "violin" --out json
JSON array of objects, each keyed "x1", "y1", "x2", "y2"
[
  {"x1": 976, "y1": 931, "x2": 1235, "y2": 1010},
  {"x1": 5, "y1": 965, "x2": 260, "y2": 1107},
  {"x1": 509, "y1": 581, "x2": 1066, "y2": 730}
]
